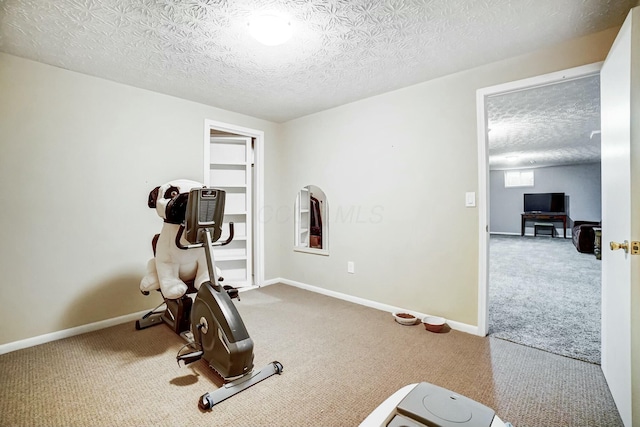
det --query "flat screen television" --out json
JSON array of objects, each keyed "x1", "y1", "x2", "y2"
[{"x1": 523, "y1": 193, "x2": 565, "y2": 213}]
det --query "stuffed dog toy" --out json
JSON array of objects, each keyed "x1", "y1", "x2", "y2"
[{"x1": 140, "y1": 179, "x2": 220, "y2": 300}]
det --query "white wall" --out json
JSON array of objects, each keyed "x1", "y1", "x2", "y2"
[
  {"x1": 0, "y1": 53, "x2": 281, "y2": 346},
  {"x1": 275, "y1": 27, "x2": 619, "y2": 326}
]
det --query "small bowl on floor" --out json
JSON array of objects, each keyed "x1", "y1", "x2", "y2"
[
  {"x1": 393, "y1": 312, "x2": 418, "y2": 326},
  {"x1": 422, "y1": 316, "x2": 446, "y2": 332}
]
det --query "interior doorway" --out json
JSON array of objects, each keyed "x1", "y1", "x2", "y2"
[
  {"x1": 204, "y1": 119, "x2": 264, "y2": 288},
  {"x1": 476, "y1": 63, "x2": 603, "y2": 363}
]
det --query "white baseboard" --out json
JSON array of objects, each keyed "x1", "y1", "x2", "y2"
[
  {"x1": 0, "y1": 310, "x2": 148, "y2": 355},
  {"x1": 2, "y1": 279, "x2": 479, "y2": 354},
  {"x1": 261, "y1": 278, "x2": 281, "y2": 287},
  {"x1": 267, "y1": 277, "x2": 479, "y2": 336}
]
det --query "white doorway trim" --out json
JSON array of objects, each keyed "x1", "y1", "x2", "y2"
[
  {"x1": 475, "y1": 62, "x2": 603, "y2": 336},
  {"x1": 203, "y1": 119, "x2": 265, "y2": 287}
]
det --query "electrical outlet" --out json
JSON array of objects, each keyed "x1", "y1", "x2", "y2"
[{"x1": 347, "y1": 261, "x2": 355, "y2": 274}]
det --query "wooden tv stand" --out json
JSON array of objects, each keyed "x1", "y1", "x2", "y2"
[{"x1": 521, "y1": 212, "x2": 567, "y2": 238}]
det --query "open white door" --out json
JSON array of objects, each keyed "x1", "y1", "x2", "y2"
[{"x1": 600, "y1": 7, "x2": 639, "y2": 427}]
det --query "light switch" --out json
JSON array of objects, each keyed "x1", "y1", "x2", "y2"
[
  {"x1": 465, "y1": 192, "x2": 476, "y2": 207},
  {"x1": 347, "y1": 261, "x2": 355, "y2": 274}
]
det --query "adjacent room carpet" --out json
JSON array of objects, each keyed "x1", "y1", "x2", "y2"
[
  {"x1": 488, "y1": 234, "x2": 601, "y2": 364},
  {"x1": 0, "y1": 284, "x2": 620, "y2": 427}
]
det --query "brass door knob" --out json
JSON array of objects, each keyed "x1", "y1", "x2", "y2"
[{"x1": 610, "y1": 240, "x2": 629, "y2": 252}]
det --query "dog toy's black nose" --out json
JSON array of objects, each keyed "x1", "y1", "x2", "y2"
[{"x1": 164, "y1": 192, "x2": 190, "y2": 224}]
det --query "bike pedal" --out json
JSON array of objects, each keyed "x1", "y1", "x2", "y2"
[
  {"x1": 177, "y1": 350, "x2": 204, "y2": 366},
  {"x1": 180, "y1": 331, "x2": 194, "y2": 342}
]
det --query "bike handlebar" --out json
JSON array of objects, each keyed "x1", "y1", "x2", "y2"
[{"x1": 175, "y1": 222, "x2": 235, "y2": 250}]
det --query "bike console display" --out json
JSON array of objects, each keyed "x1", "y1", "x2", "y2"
[{"x1": 184, "y1": 188, "x2": 226, "y2": 244}]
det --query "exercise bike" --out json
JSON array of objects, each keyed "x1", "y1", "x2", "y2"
[
  {"x1": 137, "y1": 187, "x2": 282, "y2": 410},
  {"x1": 360, "y1": 382, "x2": 512, "y2": 427}
]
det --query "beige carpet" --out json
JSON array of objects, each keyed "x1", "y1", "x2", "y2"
[{"x1": 0, "y1": 284, "x2": 623, "y2": 426}]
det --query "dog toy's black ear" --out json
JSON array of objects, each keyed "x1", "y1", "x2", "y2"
[{"x1": 148, "y1": 186, "x2": 160, "y2": 208}]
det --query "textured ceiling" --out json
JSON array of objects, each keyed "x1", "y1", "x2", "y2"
[
  {"x1": 0, "y1": 0, "x2": 635, "y2": 168},
  {"x1": 488, "y1": 74, "x2": 602, "y2": 170}
]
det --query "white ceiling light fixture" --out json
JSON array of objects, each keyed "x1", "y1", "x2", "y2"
[{"x1": 248, "y1": 13, "x2": 293, "y2": 46}]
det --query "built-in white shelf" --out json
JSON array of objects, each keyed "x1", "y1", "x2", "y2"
[{"x1": 206, "y1": 135, "x2": 253, "y2": 287}]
